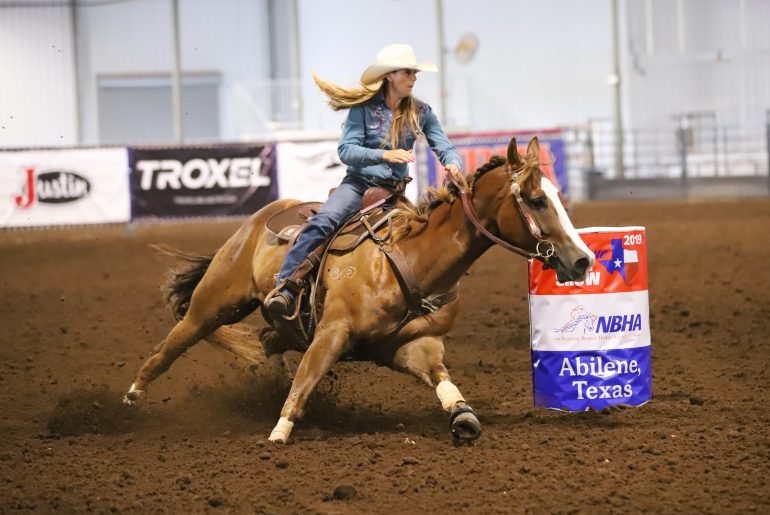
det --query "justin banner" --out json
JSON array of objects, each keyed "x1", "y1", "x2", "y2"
[
  {"x1": 0, "y1": 148, "x2": 130, "y2": 228},
  {"x1": 528, "y1": 227, "x2": 652, "y2": 411}
]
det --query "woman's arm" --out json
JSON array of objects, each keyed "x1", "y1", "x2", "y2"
[{"x1": 422, "y1": 104, "x2": 463, "y2": 169}]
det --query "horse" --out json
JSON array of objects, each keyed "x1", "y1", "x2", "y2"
[{"x1": 123, "y1": 137, "x2": 594, "y2": 444}]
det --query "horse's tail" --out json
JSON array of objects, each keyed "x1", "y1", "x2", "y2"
[{"x1": 151, "y1": 243, "x2": 215, "y2": 321}]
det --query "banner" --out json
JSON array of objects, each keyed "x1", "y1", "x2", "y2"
[
  {"x1": 528, "y1": 227, "x2": 652, "y2": 411},
  {"x1": 276, "y1": 140, "x2": 346, "y2": 201},
  {"x1": 276, "y1": 140, "x2": 420, "y2": 203},
  {"x1": 421, "y1": 130, "x2": 568, "y2": 196},
  {"x1": 0, "y1": 148, "x2": 130, "y2": 228},
  {"x1": 129, "y1": 143, "x2": 276, "y2": 219}
]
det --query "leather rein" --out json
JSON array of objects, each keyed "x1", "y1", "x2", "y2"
[
  {"x1": 375, "y1": 164, "x2": 555, "y2": 334},
  {"x1": 449, "y1": 164, "x2": 555, "y2": 261},
  {"x1": 283, "y1": 166, "x2": 557, "y2": 340}
]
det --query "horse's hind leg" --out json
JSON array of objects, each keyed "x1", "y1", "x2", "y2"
[
  {"x1": 124, "y1": 317, "x2": 210, "y2": 404},
  {"x1": 125, "y1": 296, "x2": 258, "y2": 405},
  {"x1": 393, "y1": 336, "x2": 482, "y2": 442},
  {"x1": 258, "y1": 327, "x2": 294, "y2": 388}
]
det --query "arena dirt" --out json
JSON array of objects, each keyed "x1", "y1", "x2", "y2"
[{"x1": 1, "y1": 199, "x2": 768, "y2": 514}]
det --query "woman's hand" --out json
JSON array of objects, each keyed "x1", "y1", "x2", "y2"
[
  {"x1": 444, "y1": 163, "x2": 464, "y2": 183},
  {"x1": 382, "y1": 149, "x2": 415, "y2": 164}
]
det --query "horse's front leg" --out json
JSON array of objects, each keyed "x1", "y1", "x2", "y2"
[
  {"x1": 393, "y1": 335, "x2": 482, "y2": 442},
  {"x1": 268, "y1": 322, "x2": 352, "y2": 444}
]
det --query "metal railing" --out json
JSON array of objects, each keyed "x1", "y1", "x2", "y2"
[
  {"x1": 569, "y1": 111, "x2": 770, "y2": 199},
  {"x1": 577, "y1": 114, "x2": 769, "y2": 180}
]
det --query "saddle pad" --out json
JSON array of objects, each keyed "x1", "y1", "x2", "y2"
[
  {"x1": 265, "y1": 202, "x2": 324, "y2": 241},
  {"x1": 265, "y1": 201, "x2": 398, "y2": 251}
]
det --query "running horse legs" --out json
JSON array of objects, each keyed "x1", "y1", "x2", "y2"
[
  {"x1": 393, "y1": 335, "x2": 482, "y2": 442},
  {"x1": 268, "y1": 322, "x2": 353, "y2": 443},
  {"x1": 124, "y1": 270, "x2": 259, "y2": 404}
]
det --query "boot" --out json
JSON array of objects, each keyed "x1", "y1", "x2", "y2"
[{"x1": 264, "y1": 287, "x2": 296, "y2": 317}]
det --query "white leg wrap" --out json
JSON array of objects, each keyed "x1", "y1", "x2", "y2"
[
  {"x1": 268, "y1": 417, "x2": 294, "y2": 444},
  {"x1": 436, "y1": 380, "x2": 465, "y2": 412}
]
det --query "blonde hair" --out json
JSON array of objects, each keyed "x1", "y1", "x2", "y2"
[{"x1": 313, "y1": 72, "x2": 423, "y2": 150}]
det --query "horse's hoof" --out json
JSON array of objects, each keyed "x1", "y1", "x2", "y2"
[
  {"x1": 268, "y1": 434, "x2": 288, "y2": 444},
  {"x1": 450, "y1": 405, "x2": 482, "y2": 442},
  {"x1": 123, "y1": 384, "x2": 143, "y2": 406}
]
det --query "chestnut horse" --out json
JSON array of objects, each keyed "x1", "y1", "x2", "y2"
[{"x1": 123, "y1": 137, "x2": 593, "y2": 444}]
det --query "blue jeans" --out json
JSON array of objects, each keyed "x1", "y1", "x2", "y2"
[{"x1": 277, "y1": 173, "x2": 375, "y2": 282}]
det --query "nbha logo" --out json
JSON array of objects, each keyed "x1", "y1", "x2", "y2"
[
  {"x1": 596, "y1": 314, "x2": 642, "y2": 333},
  {"x1": 555, "y1": 305, "x2": 643, "y2": 335},
  {"x1": 14, "y1": 168, "x2": 91, "y2": 208}
]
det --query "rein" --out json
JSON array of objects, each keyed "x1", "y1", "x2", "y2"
[{"x1": 450, "y1": 165, "x2": 555, "y2": 261}]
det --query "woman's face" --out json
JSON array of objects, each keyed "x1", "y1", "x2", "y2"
[{"x1": 387, "y1": 69, "x2": 418, "y2": 99}]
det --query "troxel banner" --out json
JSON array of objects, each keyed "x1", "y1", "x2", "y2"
[
  {"x1": 129, "y1": 143, "x2": 277, "y2": 219},
  {"x1": 528, "y1": 227, "x2": 652, "y2": 411},
  {"x1": 0, "y1": 148, "x2": 130, "y2": 228}
]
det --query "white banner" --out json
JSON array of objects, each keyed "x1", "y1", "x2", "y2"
[
  {"x1": 530, "y1": 290, "x2": 651, "y2": 351},
  {"x1": 0, "y1": 148, "x2": 130, "y2": 228},
  {"x1": 276, "y1": 140, "x2": 419, "y2": 203}
]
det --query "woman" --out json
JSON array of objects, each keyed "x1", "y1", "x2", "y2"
[{"x1": 265, "y1": 43, "x2": 464, "y2": 316}]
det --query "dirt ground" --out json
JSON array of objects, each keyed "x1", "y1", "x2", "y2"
[{"x1": 1, "y1": 199, "x2": 769, "y2": 514}]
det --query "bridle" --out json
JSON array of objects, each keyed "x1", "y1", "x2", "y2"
[{"x1": 449, "y1": 164, "x2": 556, "y2": 261}]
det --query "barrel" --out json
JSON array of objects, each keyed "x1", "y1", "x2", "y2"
[{"x1": 528, "y1": 227, "x2": 652, "y2": 411}]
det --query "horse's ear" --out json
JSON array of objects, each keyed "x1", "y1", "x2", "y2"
[
  {"x1": 526, "y1": 137, "x2": 540, "y2": 158},
  {"x1": 507, "y1": 137, "x2": 522, "y2": 165}
]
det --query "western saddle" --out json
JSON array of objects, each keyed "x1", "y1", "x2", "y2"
[{"x1": 263, "y1": 180, "x2": 458, "y2": 345}]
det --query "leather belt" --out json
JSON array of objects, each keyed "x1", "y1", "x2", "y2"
[{"x1": 370, "y1": 176, "x2": 410, "y2": 191}]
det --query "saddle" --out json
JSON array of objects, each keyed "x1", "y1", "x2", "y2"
[
  {"x1": 263, "y1": 180, "x2": 458, "y2": 347},
  {"x1": 262, "y1": 186, "x2": 403, "y2": 342},
  {"x1": 265, "y1": 187, "x2": 397, "y2": 252}
]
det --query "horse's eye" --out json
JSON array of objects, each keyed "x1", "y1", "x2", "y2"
[{"x1": 529, "y1": 196, "x2": 547, "y2": 209}]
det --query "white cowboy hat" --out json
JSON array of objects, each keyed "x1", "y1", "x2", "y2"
[{"x1": 360, "y1": 44, "x2": 438, "y2": 86}]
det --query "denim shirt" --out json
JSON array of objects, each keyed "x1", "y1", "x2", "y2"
[{"x1": 337, "y1": 90, "x2": 462, "y2": 181}]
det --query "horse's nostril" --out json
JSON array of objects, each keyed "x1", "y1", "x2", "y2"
[{"x1": 575, "y1": 257, "x2": 590, "y2": 273}]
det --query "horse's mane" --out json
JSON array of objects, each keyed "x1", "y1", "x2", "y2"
[{"x1": 389, "y1": 151, "x2": 546, "y2": 243}]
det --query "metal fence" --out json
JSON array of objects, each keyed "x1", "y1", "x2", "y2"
[{"x1": 566, "y1": 112, "x2": 770, "y2": 200}]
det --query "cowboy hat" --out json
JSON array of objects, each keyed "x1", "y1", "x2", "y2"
[{"x1": 360, "y1": 44, "x2": 438, "y2": 86}]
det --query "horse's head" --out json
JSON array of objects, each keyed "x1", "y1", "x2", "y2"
[{"x1": 491, "y1": 137, "x2": 594, "y2": 282}]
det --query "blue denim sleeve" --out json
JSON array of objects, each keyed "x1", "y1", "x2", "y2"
[
  {"x1": 422, "y1": 104, "x2": 463, "y2": 169},
  {"x1": 337, "y1": 106, "x2": 385, "y2": 168}
]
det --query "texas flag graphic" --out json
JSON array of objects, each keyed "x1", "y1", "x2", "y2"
[{"x1": 598, "y1": 238, "x2": 640, "y2": 285}]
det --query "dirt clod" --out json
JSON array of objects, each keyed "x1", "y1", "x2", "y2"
[{"x1": 333, "y1": 485, "x2": 357, "y2": 500}]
